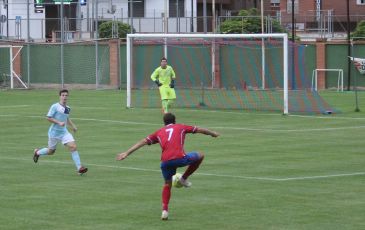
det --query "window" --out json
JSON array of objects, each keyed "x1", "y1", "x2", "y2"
[
  {"x1": 287, "y1": 0, "x2": 298, "y2": 14},
  {"x1": 169, "y1": 0, "x2": 185, "y2": 17},
  {"x1": 128, "y1": 0, "x2": 145, "y2": 17},
  {"x1": 357, "y1": 0, "x2": 365, "y2": 5},
  {"x1": 270, "y1": 0, "x2": 280, "y2": 7}
]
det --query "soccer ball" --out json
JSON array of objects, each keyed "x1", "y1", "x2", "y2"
[{"x1": 172, "y1": 173, "x2": 183, "y2": 188}]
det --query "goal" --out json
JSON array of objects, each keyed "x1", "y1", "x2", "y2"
[
  {"x1": 0, "y1": 45, "x2": 28, "y2": 89},
  {"x1": 126, "y1": 33, "x2": 336, "y2": 114},
  {"x1": 312, "y1": 69, "x2": 344, "y2": 92}
]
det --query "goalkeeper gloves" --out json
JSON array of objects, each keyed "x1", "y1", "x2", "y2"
[
  {"x1": 154, "y1": 80, "x2": 162, "y2": 87},
  {"x1": 170, "y1": 80, "x2": 175, "y2": 88}
]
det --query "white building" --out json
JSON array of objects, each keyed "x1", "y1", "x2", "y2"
[{"x1": 0, "y1": 0, "x2": 197, "y2": 41}]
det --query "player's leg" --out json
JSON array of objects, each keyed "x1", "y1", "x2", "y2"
[
  {"x1": 182, "y1": 152, "x2": 204, "y2": 180},
  {"x1": 33, "y1": 137, "x2": 58, "y2": 163},
  {"x1": 160, "y1": 162, "x2": 177, "y2": 220},
  {"x1": 167, "y1": 99, "x2": 175, "y2": 108},
  {"x1": 63, "y1": 133, "x2": 88, "y2": 174},
  {"x1": 161, "y1": 100, "x2": 169, "y2": 113},
  {"x1": 166, "y1": 88, "x2": 176, "y2": 112},
  {"x1": 161, "y1": 181, "x2": 172, "y2": 220},
  {"x1": 159, "y1": 87, "x2": 170, "y2": 113},
  {"x1": 162, "y1": 154, "x2": 201, "y2": 188}
]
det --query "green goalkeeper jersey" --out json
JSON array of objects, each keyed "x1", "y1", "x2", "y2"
[{"x1": 151, "y1": 65, "x2": 176, "y2": 85}]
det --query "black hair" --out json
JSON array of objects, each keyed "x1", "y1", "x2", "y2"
[
  {"x1": 59, "y1": 89, "x2": 69, "y2": 96},
  {"x1": 161, "y1": 57, "x2": 167, "y2": 62},
  {"x1": 163, "y1": 113, "x2": 176, "y2": 125}
]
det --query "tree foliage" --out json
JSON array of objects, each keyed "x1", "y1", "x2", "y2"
[
  {"x1": 220, "y1": 8, "x2": 286, "y2": 34},
  {"x1": 351, "y1": 20, "x2": 365, "y2": 40},
  {"x1": 98, "y1": 21, "x2": 135, "y2": 39}
]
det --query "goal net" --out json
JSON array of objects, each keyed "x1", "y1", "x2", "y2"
[{"x1": 126, "y1": 33, "x2": 337, "y2": 114}]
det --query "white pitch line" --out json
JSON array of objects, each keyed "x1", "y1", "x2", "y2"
[
  {"x1": 0, "y1": 114, "x2": 162, "y2": 126},
  {"x1": 274, "y1": 172, "x2": 365, "y2": 181},
  {"x1": 0, "y1": 105, "x2": 30, "y2": 108},
  {"x1": 71, "y1": 117, "x2": 161, "y2": 126},
  {"x1": 2, "y1": 104, "x2": 365, "y2": 120},
  {"x1": 0, "y1": 156, "x2": 363, "y2": 182},
  {"x1": 158, "y1": 108, "x2": 365, "y2": 120},
  {"x1": 289, "y1": 114, "x2": 365, "y2": 120},
  {"x1": 76, "y1": 106, "x2": 108, "y2": 110},
  {"x1": 1, "y1": 114, "x2": 365, "y2": 132},
  {"x1": 208, "y1": 125, "x2": 365, "y2": 132}
]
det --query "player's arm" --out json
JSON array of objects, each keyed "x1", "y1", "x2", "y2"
[
  {"x1": 67, "y1": 118, "x2": 77, "y2": 132},
  {"x1": 171, "y1": 67, "x2": 176, "y2": 79},
  {"x1": 116, "y1": 138, "x2": 149, "y2": 161},
  {"x1": 47, "y1": 117, "x2": 65, "y2": 127},
  {"x1": 169, "y1": 67, "x2": 176, "y2": 88},
  {"x1": 195, "y1": 127, "x2": 219, "y2": 137},
  {"x1": 151, "y1": 68, "x2": 162, "y2": 86}
]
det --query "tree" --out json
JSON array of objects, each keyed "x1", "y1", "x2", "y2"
[
  {"x1": 98, "y1": 21, "x2": 135, "y2": 39},
  {"x1": 351, "y1": 20, "x2": 365, "y2": 40},
  {"x1": 220, "y1": 8, "x2": 286, "y2": 34}
]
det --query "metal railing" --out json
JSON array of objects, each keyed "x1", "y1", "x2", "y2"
[{"x1": 1, "y1": 4, "x2": 365, "y2": 42}]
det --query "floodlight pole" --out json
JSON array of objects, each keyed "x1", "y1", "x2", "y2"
[
  {"x1": 164, "y1": 0, "x2": 167, "y2": 58},
  {"x1": 61, "y1": 0, "x2": 65, "y2": 88},
  {"x1": 347, "y1": 0, "x2": 351, "y2": 91},
  {"x1": 6, "y1": 0, "x2": 8, "y2": 37},
  {"x1": 212, "y1": 0, "x2": 216, "y2": 88},
  {"x1": 190, "y1": 0, "x2": 193, "y2": 32},
  {"x1": 291, "y1": 0, "x2": 295, "y2": 42},
  {"x1": 95, "y1": 0, "x2": 99, "y2": 89},
  {"x1": 291, "y1": 0, "x2": 295, "y2": 90},
  {"x1": 130, "y1": 0, "x2": 134, "y2": 33},
  {"x1": 203, "y1": 0, "x2": 207, "y2": 33},
  {"x1": 27, "y1": 0, "x2": 30, "y2": 87}
]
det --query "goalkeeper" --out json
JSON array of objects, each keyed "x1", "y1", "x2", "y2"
[{"x1": 151, "y1": 57, "x2": 176, "y2": 113}]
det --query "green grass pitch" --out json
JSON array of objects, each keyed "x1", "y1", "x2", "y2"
[{"x1": 0, "y1": 90, "x2": 364, "y2": 230}]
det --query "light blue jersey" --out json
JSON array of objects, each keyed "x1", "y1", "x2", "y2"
[{"x1": 47, "y1": 103, "x2": 71, "y2": 138}]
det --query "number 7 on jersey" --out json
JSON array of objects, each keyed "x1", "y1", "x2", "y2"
[{"x1": 166, "y1": 128, "x2": 174, "y2": 141}]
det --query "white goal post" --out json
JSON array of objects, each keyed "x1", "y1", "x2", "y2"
[
  {"x1": 126, "y1": 33, "x2": 289, "y2": 114},
  {"x1": 311, "y1": 69, "x2": 343, "y2": 92},
  {"x1": 0, "y1": 45, "x2": 28, "y2": 89}
]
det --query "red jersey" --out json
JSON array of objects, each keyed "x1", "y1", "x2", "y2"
[{"x1": 146, "y1": 123, "x2": 197, "y2": 162}]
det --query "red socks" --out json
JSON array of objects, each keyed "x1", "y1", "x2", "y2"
[{"x1": 162, "y1": 184, "x2": 171, "y2": 211}]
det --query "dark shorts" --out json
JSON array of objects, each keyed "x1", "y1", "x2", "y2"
[{"x1": 160, "y1": 152, "x2": 200, "y2": 181}]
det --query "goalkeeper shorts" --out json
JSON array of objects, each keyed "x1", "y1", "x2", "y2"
[{"x1": 159, "y1": 86, "x2": 176, "y2": 100}]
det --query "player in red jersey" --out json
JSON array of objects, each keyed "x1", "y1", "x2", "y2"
[{"x1": 116, "y1": 113, "x2": 219, "y2": 220}]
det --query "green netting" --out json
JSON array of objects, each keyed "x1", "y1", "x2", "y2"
[
  {"x1": 0, "y1": 46, "x2": 11, "y2": 87},
  {"x1": 17, "y1": 41, "x2": 110, "y2": 87},
  {"x1": 23, "y1": 44, "x2": 61, "y2": 84},
  {"x1": 63, "y1": 43, "x2": 110, "y2": 85}
]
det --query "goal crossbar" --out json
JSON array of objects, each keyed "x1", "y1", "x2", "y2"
[{"x1": 126, "y1": 33, "x2": 289, "y2": 114}]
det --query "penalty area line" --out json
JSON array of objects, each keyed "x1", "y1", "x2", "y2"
[
  {"x1": 0, "y1": 156, "x2": 364, "y2": 182},
  {"x1": 1, "y1": 114, "x2": 365, "y2": 132}
]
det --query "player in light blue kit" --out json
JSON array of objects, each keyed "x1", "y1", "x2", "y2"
[{"x1": 33, "y1": 89, "x2": 88, "y2": 175}]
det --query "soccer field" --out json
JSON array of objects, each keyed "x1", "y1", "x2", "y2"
[{"x1": 0, "y1": 90, "x2": 364, "y2": 230}]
